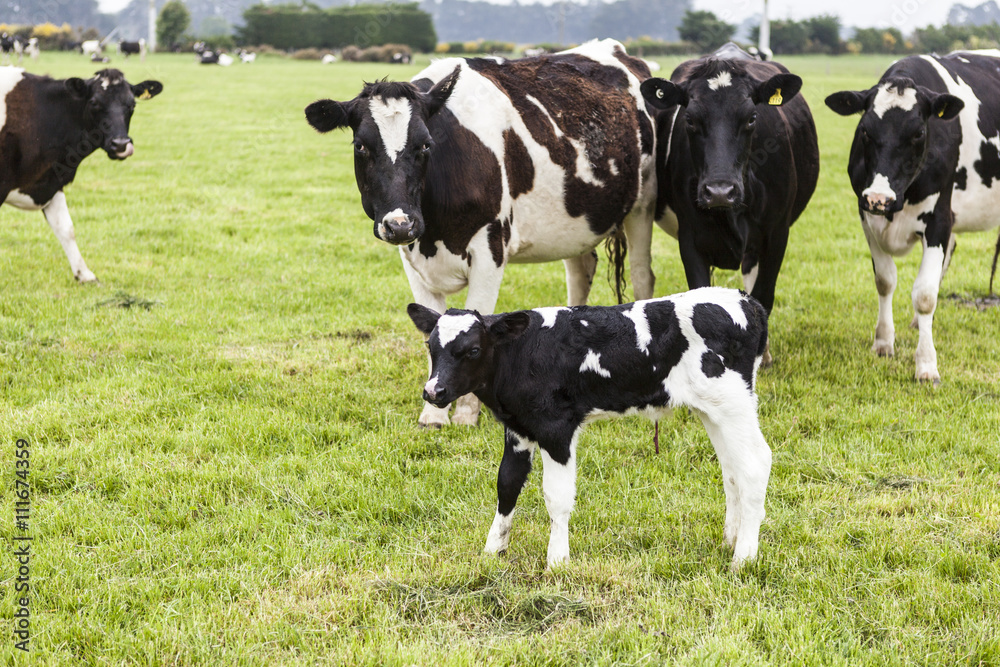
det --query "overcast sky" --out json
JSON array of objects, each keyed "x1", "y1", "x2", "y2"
[{"x1": 95, "y1": 0, "x2": 958, "y2": 31}]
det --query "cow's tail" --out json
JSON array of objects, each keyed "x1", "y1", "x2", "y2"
[
  {"x1": 990, "y1": 228, "x2": 1000, "y2": 296},
  {"x1": 604, "y1": 226, "x2": 628, "y2": 304}
]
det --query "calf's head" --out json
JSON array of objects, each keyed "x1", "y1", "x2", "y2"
[
  {"x1": 825, "y1": 78, "x2": 962, "y2": 216},
  {"x1": 67, "y1": 69, "x2": 163, "y2": 160},
  {"x1": 407, "y1": 304, "x2": 529, "y2": 407},
  {"x1": 305, "y1": 69, "x2": 460, "y2": 245},
  {"x1": 641, "y1": 61, "x2": 802, "y2": 210}
]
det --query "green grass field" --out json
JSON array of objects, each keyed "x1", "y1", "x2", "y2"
[{"x1": 1, "y1": 51, "x2": 998, "y2": 665}]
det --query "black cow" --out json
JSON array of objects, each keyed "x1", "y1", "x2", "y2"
[
  {"x1": 408, "y1": 287, "x2": 772, "y2": 570},
  {"x1": 118, "y1": 39, "x2": 146, "y2": 61},
  {"x1": 641, "y1": 44, "x2": 819, "y2": 364},
  {"x1": 0, "y1": 69, "x2": 163, "y2": 282},
  {"x1": 306, "y1": 40, "x2": 661, "y2": 427},
  {"x1": 825, "y1": 50, "x2": 1000, "y2": 385}
]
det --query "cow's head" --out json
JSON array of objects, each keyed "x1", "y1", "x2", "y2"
[
  {"x1": 641, "y1": 61, "x2": 802, "y2": 210},
  {"x1": 66, "y1": 69, "x2": 163, "y2": 160},
  {"x1": 408, "y1": 304, "x2": 529, "y2": 407},
  {"x1": 305, "y1": 69, "x2": 460, "y2": 245},
  {"x1": 825, "y1": 77, "x2": 963, "y2": 216}
]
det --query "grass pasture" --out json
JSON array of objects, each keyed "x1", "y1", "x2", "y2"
[{"x1": 1, "y1": 51, "x2": 998, "y2": 665}]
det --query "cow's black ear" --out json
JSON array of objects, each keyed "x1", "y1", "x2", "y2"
[
  {"x1": 423, "y1": 66, "x2": 460, "y2": 117},
  {"x1": 65, "y1": 77, "x2": 90, "y2": 99},
  {"x1": 408, "y1": 303, "x2": 441, "y2": 335},
  {"x1": 305, "y1": 99, "x2": 352, "y2": 133},
  {"x1": 489, "y1": 312, "x2": 530, "y2": 342},
  {"x1": 825, "y1": 90, "x2": 869, "y2": 115},
  {"x1": 131, "y1": 80, "x2": 163, "y2": 100},
  {"x1": 753, "y1": 73, "x2": 802, "y2": 106},
  {"x1": 640, "y1": 78, "x2": 687, "y2": 110},
  {"x1": 929, "y1": 93, "x2": 963, "y2": 120}
]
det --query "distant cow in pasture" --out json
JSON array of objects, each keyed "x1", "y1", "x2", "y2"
[
  {"x1": 199, "y1": 51, "x2": 232, "y2": 66},
  {"x1": 118, "y1": 39, "x2": 146, "y2": 61},
  {"x1": 305, "y1": 39, "x2": 661, "y2": 427},
  {"x1": 0, "y1": 33, "x2": 20, "y2": 64},
  {"x1": 80, "y1": 40, "x2": 102, "y2": 58},
  {"x1": 0, "y1": 68, "x2": 163, "y2": 282},
  {"x1": 24, "y1": 37, "x2": 39, "y2": 61},
  {"x1": 321, "y1": 54, "x2": 337, "y2": 65},
  {"x1": 408, "y1": 287, "x2": 772, "y2": 570},
  {"x1": 825, "y1": 51, "x2": 1000, "y2": 385},
  {"x1": 641, "y1": 44, "x2": 819, "y2": 364}
]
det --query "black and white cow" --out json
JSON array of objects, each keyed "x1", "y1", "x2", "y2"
[
  {"x1": 0, "y1": 68, "x2": 163, "y2": 282},
  {"x1": 408, "y1": 287, "x2": 772, "y2": 570},
  {"x1": 825, "y1": 51, "x2": 1000, "y2": 384},
  {"x1": 0, "y1": 33, "x2": 20, "y2": 65},
  {"x1": 641, "y1": 44, "x2": 819, "y2": 364},
  {"x1": 118, "y1": 39, "x2": 146, "y2": 61},
  {"x1": 306, "y1": 40, "x2": 661, "y2": 427}
]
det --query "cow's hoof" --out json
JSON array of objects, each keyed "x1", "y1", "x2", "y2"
[
  {"x1": 872, "y1": 341, "x2": 894, "y2": 357},
  {"x1": 75, "y1": 271, "x2": 99, "y2": 284},
  {"x1": 916, "y1": 373, "x2": 941, "y2": 387}
]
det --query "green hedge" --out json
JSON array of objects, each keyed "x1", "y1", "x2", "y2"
[{"x1": 238, "y1": 3, "x2": 436, "y2": 52}]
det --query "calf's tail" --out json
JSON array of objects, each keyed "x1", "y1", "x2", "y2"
[
  {"x1": 604, "y1": 225, "x2": 628, "y2": 305},
  {"x1": 990, "y1": 229, "x2": 1000, "y2": 296}
]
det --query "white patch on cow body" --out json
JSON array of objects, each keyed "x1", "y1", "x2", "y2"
[
  {"x1": 4, "y1": 188, "x2": 45, "y2": 210},
  {"x1": 369, "y1": 96, "x2": 413, "y2": 164},
  {"x1": 534, "y1": 306, "x2": 569, "y2": 328},
  {"x1": 707, "y1": 70, "x2": 732, "y2": 90},
  {"x1": 579, "y1": 350, "x2": 611, "y2": 378},
  {"x1": 862, "y1": 193, "x2": 937, "y2": 257},
  {"x1": 567, "y1": 137, "x2": 604, "y2": 187},
  {"x1": 742, "y1": 263, "x2": 759, "y2": 295},
  {"x1": 872, "y1": 83, "x2": 918, "y2": 118},
  {"x1": 622, "y1": 301, "x2": 651, "y2": 354},
  {"x1": 0, "y1": 67, "x2": 24, "y2": 133},
  {"x1": 435, "y1": 313, "x2": 479, "y2": 346}
]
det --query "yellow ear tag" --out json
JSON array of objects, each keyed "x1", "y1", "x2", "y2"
[
  {"x1": 139, "y1": 89, "x2": 152, "y2": 100},
  {"x1": 937, "y1": 106, "x2": 945, "y2": 118},
  {"x1": 768, "y1": 88, "x2": 782, "y2": 106}
]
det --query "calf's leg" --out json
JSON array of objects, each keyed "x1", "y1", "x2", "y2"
[
  {"x1": 540, "y1": 436, "x2": 578, "y2": 568},
  {"x1": 485, "y1": 430, "x2": 536, "y2": 555}
]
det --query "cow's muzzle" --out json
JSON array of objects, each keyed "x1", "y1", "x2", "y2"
[
  {"x1": 697, "y1": 180, "x2": 741, "y2": 209},
  {"x1": 861, "y1": 193, "x2": 897, "y2": 216},
  {"x1": 378, "y1": 210, "x2": 421, "y2": 245},
  {"x1": 107, "y1": 137, "x2": 134, "y2": 160},
  {"x1": 423, "y1": 383, "x2": 450, "y2": 408}
]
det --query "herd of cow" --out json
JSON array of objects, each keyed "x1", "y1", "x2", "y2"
[{"x1": 3, "y1": 40, "x2": 999, "y2": 569}]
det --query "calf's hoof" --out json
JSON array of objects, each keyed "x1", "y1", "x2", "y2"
[
  {"x1": 916, "y1": 371, "x2": 941, "y2": 387},
  {"x1": 871, "y1": 340, "x2": 894, "y2": 357},
  {"x1": 75, "y1": 270, "x2": 99, "y2": 284}
]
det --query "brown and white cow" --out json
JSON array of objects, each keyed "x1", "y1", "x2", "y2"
[
  {"x1": 305, "y1": 40, "x2": 662, "y2": 427},
  {"x1": 1, "y1": 68, "x2": 163, "y2": 282}
]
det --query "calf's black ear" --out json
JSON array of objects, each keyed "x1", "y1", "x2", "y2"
[
  {"x1": 65, "y1": 77, "x2": 90, "y2": 99},
  {"x1": 753, "y1": 73, "x2": 802, "y2": 106},
  {"x1": 423, "y1": 66, "x2": 460, "y2": 117},
  {"x1": 929, "y1": 93, "x2": 963, "y2": 120},
  {"x1": 408, "y1": 303, "x2": 442, "y2": 335},
  {"x1": 489, "y1": 312, "x2": 530, "y2": 343},
  {"x1": 825, "y1": 89, "x2": 870, "y2": 115},
  {"x1": 640, "y1": 78, "x2": 688, "y2": 110},
  {"x1": 305, "y1": 99, "x2": 353, "y2": 133},
  {"x1": 132, "y1": 80, "x2": 163, "y2": 100}
]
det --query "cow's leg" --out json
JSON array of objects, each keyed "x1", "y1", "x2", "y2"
[
  {"x1": 747, "y1": 228, "x2": 789, "y2": 367},
  {"x1": 400, "y1": 251, "x2": 450, "y2": 427},
  {"x1": 678, "y1": 232, "x2": 712, "y2": 290},
  {"x1": 455, "y1": 250, "x2": 506, "y2": 426},
  {"x1": 563, "y1": 251, "x2": 597, "y2": 306},
  {"x1": 912, "y1": 240, "x2": 946, "y2": 385},
  {"x1": 485, "y1": 429, "x2": 536, "y2": 555},
  {"x1": 862, "y1": 222, "x2": 897, "y2": 357},
  {"x1": 539, "y1": 434, "x2": 578, "y2": 568},
  {"x1": 43, "y1": 192, "x2": 97, "y2": 283},
  {"x1": 694, "y1": 403, "x2": 771, "y2": 571},
  {"x1": 624, "y1": 209, "x2": 655, "y2": 301}
]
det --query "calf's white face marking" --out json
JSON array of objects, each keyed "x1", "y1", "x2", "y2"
[
  {"x1": 579, "y1": 350, "x2": 611, "y2": 378},
  {"x1": 369, "y1": 96, "x2": 412, "y2": 164},
  {"x1": 872, "y1": 83, "x2": 917, "y2": 118},
  {"x1": 707, "y1": 70, "x2": 732, "y2": 90},
  {"x1": 436, "y1": 313, "x2": 479, "y2": 346}
]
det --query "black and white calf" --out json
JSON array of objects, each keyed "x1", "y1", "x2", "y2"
[
  {"x1": 118, "y1": 39, "x2": 146, "y2": 61},
  {"x1": 306, "y1": 40, "x2": 660, "y2": 427},
  {"x1": 825, "y1": 50, "x2": 1000, "y2": 384},
  {"x1": 0, "y1": 68, "x2": 163, "y2": 282},
  {"x1": 408, "y1": 287, "x2": 772, "y2": 570},
  {"x1": 641, "y1": 45, "x2": 819, "y2": 363}
]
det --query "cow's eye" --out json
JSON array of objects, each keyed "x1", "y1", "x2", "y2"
[
  {"x1": 466, "y1": 347, "x2": 481, "y2": 359},
  {"x1": 419, "y1": 142, "x2": 431, "y2": 153},
  {"x1": 686, "y1": 116, "x2": 699, "y2": 133},
  {"x1": 354, "y1": 142, "x2": 367, "y2": 155},
  {"x1": 746, "y1": 113, "x2": 757, "y2": 129},
  {"x1": 912, "y1": 128, "x2": 925, "y2": 143}
]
